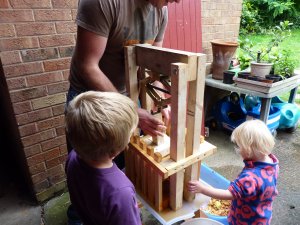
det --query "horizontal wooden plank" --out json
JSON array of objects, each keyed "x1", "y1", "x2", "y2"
[
  {"x1": 135, "y1": 44, "x2": 203, "y2": 81},
  {"x1": 161, "y1": 141, "x2": 216, "y2": 177}
]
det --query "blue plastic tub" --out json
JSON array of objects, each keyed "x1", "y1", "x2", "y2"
[{"x1": 200, "y1": 164, "x2": 230, "y2": 225}]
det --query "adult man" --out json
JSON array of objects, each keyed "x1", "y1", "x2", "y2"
[{"x1": 67, "y1": 0, "x2": 181, "y2": 167}]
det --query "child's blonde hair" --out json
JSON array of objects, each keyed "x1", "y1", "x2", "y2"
[
  {"x1": 65, "y1": 91, "x2": 138, "y2": 161},
  {"x1": 231, "y1": 120, "x2": 275, "y2": 160}
]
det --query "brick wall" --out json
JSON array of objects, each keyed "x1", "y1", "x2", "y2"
[
  {"x1": 201, "y1": 0, "x2": 243, "y2": 62},
  {"x1": 0, "y1": 0, "x2": 78, "y2": 202},
  {"x1": 0, "y1": 0, "x2": 243, "y2": 202}
]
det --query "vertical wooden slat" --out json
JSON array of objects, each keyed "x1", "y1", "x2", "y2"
[
  {"x1": 154, "y1": 174, "x2": 163, "y2": 212},
  {"x1": 169, "y1": 63, "x2": 187, "y2": 210},
  {"x1": 124, "y1": 46, "x2": 140, "y2": 136},
  {"x1": 135, "y1": 155, "x2": 141, "y2": 191},
  {"x1": 184, "y1": 54, "x2": 206, "y2": 201},
  {"x1": 141, "y1": 160, "x2": 147, "y2": 197},
  {"x1": 170, "y1": 170, "x2": 184, "y2": 210},
  {"x1": 147, "y1": 166, "x2": 155, "y2": 205}
]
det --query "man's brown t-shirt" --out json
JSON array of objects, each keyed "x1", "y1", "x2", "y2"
[{"x1": 70, "y1": 0, "x2": 168, "y2": 94}]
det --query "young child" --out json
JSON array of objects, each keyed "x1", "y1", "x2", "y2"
[
  {"x1": 65, "y1": 91, "x2": 141, "y2": 225},
  {"x1": 188, "y1": 120, "x2": 279, "y2": 225}
]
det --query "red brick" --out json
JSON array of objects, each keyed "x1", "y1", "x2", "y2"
[
  {"x1": 46, "y1": 157, "x2": 62, "y2": 169},
  {"x1": 10, "y1": 0, "x2": 51, "y2": 9},
  {"x1": 34, "y1": 9, "x2": 72, "y2": 21},
  {"x1": 56, "y1": 125, "x2": 66, "y2": 136},
  {"x1": 52, "y1": 0, "x2": 77, "y2": 8},
  {"x1": 0, "y1": 51, "x2": 21, "y2": 65},
  {"x1": 62, "y1": 70, "x2": 70, "y2": 80},
  {"x1": 15, "y1": 22, "x2": 55, "y2": 36},
  {"x1": 21, "y1": 48, "x2": 58, "y2": 62},
  {"x1": 16, "y1": 108, "x2": 53, "y2": 125},
  {"x1": 0, "y1": 37, "x2": 39, "y2": 51},
  {"x1": 58, "y1": 46, "x2": 74, "y2": 57},
  {"x1": 52, "y1": 104, "x2": 65, "y2": 116},
  {"x1": 32, "y1": 171, "x2": 47, "y2": 184},
  {"x1": 29, "y1": 162, "x2": 46, "y2": 175},
  {"x1": 24, "y1": 144, "x2": 42, "y2": 157},
  {"x1": 56, "y1": 21, "x2": 77, "y2": 34},
  {"x1": 3, "y1": 62, "x2": 43, "y2": 77},
  {"x1": 21, "y1": 129, "x2": 55, "y2": 146},
  {"x1": 39, "y1": 34, "x2": 75, "y2": 48},
  {"x1": 26, "y1": 72, "x2": 63, "y2": 87},
  {"x1": 19, "y1": 123, "x2": 37, "y2": 136},
  {"x1": 44, "y1": 147, "x2": 61, "y2": 161},
  {"x1": 0, "y1": 24, "x2": 15, "y2": 38},
  {"x1": 47, "y1": 81, "x2": 69, "y2": 94},
  {"x1": 60, "y1": 145, "x2": 67, "y2": 154},
  {"x1": 13, "y1": 101, "x2": 32, "y2": 114},
  {"x1": 6, "y1": 77, "x2": 27, "y2": 90},
  {"x1": 41, "y1": 135, "x2": 66, "y2": 151},
  {"x1": 43, "y1": 58, "x2": 71, "y2": 72},
  {"x1": 33, "y1": 180, "x2": 50, "y2": 192},
  {"x1": 21, "y1": 132, "x2": 42, "y2": 146},
  {"x1": 37, "y1": 115, "x2": 65, "y2": 131},
  {"x1": 0, "y1": 0, "x2": 10, "y2": 8},
  {"x1": 0, "y1": 10, "x2": 34, "y2": 23},
  {"x1": 27, "y1": 153, "x2": 45, "y2": 167},
  {"x1": 10, "y1": 86, "x2": 47, "y2": 103},
  {"x1": 40, "y1": 128, "x2": 56, "y2": 141},
  {"x1": 49, "y1": 173, "x2": 65, "y2": 184},
  {"x1": 71, "y1": 9, "x2": 77, "y2": 20}
]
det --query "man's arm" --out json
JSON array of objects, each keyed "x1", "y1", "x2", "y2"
[{"x1": 72, "y1": 26, "x2": 118, "y2": 92}]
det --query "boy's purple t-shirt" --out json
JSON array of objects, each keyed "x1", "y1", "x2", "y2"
[
  {"x1": 66, "y1": 150, "x2": 142, "y2": 225},
  {"x1": 228, "y1": 154, "x2": 279, "y2": 225}
]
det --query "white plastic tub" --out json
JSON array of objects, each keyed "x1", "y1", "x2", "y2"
[{"x1": 181, "y1": 218, "x2": 223, "y2": 225}]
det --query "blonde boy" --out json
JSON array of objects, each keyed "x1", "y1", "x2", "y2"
[{"x1": 65, "y1": 91, "x2": 141, "y2": 225}]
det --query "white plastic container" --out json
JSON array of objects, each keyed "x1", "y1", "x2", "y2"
[{"x1": 181, "y1": 218, "x2": 223, "y2": 225}]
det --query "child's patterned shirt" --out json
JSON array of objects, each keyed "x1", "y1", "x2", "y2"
[{"x1": 228, "y1": 154, "x2": 279, "y2": 225}]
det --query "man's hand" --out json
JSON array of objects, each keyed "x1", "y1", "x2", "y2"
[{"x1": 137, "y1": 108, "x2": 166, "y2": 137}]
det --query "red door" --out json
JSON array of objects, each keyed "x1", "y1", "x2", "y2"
[
  {"x1": 163, "y1": 0, "x2": 202, "y2": 53},
  {"x1": 163, "y1": 0, "x2": 205, "y2": 136}
]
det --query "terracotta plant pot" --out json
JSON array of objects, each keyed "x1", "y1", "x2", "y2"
[
  {"x1": 250, "y1": 62, "x2": 273, "y2": 78},
  {"x1": 211, "y1": 40, "x2": 238, "y2": 80}
]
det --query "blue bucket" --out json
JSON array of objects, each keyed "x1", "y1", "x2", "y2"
[{"x1": 200, "y1": 164, "x2": 230, "y2": 225}]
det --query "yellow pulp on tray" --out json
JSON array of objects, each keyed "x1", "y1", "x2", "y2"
[{"x1": 206, "y1": 198, "x2": 231, "y2": 216}]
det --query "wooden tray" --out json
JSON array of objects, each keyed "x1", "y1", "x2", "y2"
[{"x1": 233, "y1": 73, "x2": 300, "y2": 94}]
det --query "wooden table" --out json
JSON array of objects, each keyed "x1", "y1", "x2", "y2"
[{"x1": 205, "y1": 74, "x2": 300, "y2": 123}]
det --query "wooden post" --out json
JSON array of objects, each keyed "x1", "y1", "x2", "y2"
[
  {"x1": 184, "y1": 54, "x2": 206, "y2": 201},
  {"x1": 125, "y1": 46, "x2": 139, "y2": 135},
  {"x1": 169, "y1": 63, "x2": 188, "y2": 210}
]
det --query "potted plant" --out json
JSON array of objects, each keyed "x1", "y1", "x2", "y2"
[{"x1": 237, "y1": 21, "x2": 293, "y2": 78}]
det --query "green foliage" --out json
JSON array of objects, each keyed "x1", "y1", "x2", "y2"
[
  {"x1": 240, "y1": 0, "x2": 300, "y2": 33},
  {"x1": 273, "y1": 50, "x2": 297, "y2": 77},
  {"x1": 238, "y1": 21, "x2": 292, "y2": 63},
  {"x1": 239, "y1": 1, "x2": 263, "y2": 34}
]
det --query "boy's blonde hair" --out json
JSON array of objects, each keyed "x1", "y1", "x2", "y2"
[
  {"x1": 65, "y1": 91, "x2": 138, "y2": 161},
  {"x1": 231, "y1": 120, "x2": 275, "y2": 160}
]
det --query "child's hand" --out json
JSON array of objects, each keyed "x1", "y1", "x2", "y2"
[{"x1": 187, "y1": 180, "x2": 206, "y2": 193}]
